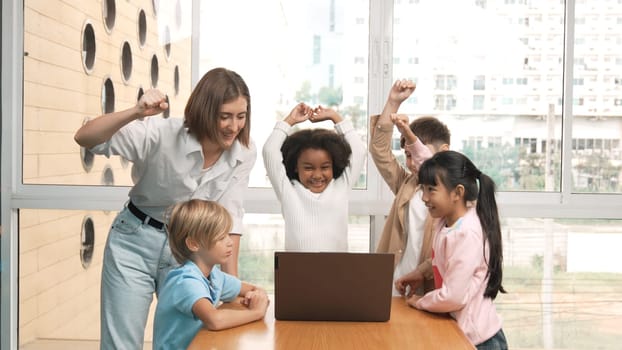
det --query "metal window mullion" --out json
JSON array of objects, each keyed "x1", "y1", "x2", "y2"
[
  {"x1": 368, "y1": 0, "x2": 394, "y2": 248},
  {"x1": 1, "y1": 0, "x2": 25, "y2": 348},
  {"x1": 561, "y1": 0, "x2": 576, "y2": 202}
]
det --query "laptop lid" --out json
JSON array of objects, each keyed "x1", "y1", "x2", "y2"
[{"x1": 274, "y1": 251, "x2": 394, "y2": 322}]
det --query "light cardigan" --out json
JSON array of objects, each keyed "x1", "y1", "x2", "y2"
[
  {"x1": 415, "y1": 207, "x2": 503, "y2": 346},
  {"x1": 262, "y1": 120, "x2": 366, "y2": 251},
  {"x1": 369, "y1": 114, "x2": 435, "y2": 292}
]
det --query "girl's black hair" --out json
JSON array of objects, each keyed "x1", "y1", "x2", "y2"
[
  {"x1": 418, "y1": 150, "x2": 506, "y2": 299},
  {"x1": 280, "y1": 128, "x2": 352, "y2": 181}
]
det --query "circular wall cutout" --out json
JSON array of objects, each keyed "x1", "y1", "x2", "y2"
[
  {"x1": 103, "y1": 0, "x2": 117, "y2": 33},
  {"x1": 138, "y1": 9, "x2": 147, "y2": 47},
  {"x1": 81, "y1": 22, "x2": 96, "y2": 73},
  {"x1": 80, "y1": 216, "x2": 95, "y2": 269},
  {"x1": 121, "y1": 41, "x2": 133, "y2": 83},
  {"x1": 163, "y1": 95, "x2": 170, "y2": 118},
  {"x1": 150, "y1": 54, "x2": 159, "y2": 87},
  {"x1": 174, "y1": 65, "x2": 180, "y2": 96},
  {"x1": 102, "y1": 77, "x2": 115, "y2": 114},
  {"x1": 163, "y1": 26, "x2": 171, "y2": 60},
  {"x1": 102, "y1": 165, "x2": 115, "y2": 186},
  {"x1": 80, "y1": 117, "x2": 95, "y2": 172}
]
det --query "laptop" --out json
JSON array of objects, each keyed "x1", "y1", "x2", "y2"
[{"x1": 274, "y1": 251, "x2": 394, "y2": 322}]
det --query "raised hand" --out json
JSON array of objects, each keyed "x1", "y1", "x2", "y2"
[
  {"x1": 310, "y1": 105, "x2": 343, "y2": 124},
  {"x1": 284, "y1": 102, "x2": 313, "y2": 126},
  {"x1": 137, "y1": 89, "x2": 168, "y2": 118},
  {"x1": 388, "y1": 79, "x2": 416, "y2": 105},
  {"x1": 391, "y1": 113, "x2": 417, "y2": 145}
]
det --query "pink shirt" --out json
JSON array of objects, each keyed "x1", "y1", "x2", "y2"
[{"x1": 415, "y1": 207, "x2": 502, "y2": 346}]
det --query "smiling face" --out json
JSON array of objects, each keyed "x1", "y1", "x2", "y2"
[
  {"x1": 296, "y1": 148, "x2": 334, "y2": 193},
  {"x1": 420, "y1": 176, "x2": 465, "y2": 227},
  {"x1": 217, "y1": 96, "x2": 248, "y2": 149}
]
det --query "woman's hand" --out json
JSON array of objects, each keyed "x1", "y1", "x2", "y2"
[{"x1": 137, "y1": 89, "x2": 168, "y2": 118}]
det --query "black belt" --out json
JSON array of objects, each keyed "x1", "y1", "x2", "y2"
[{"x1": 127, "y1": 201, "x2": 165, "y2": 230}]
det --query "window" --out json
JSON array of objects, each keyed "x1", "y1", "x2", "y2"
[
  {"x1": 474, "y1": 75, "x2": 486, "y2": 90},
  {"x1": 434, "y1": 94, "x2": 457, "y2": 110},
  {"x1": 434, "y1": 74, "x2": 457, "y2": 90},
  {"x1": 473, "y1": 95, "x2": 485, "y2": 110},
  {"x1": 313, "y1": 35, "x2": 321, "y2": 64},
  {"x1": 5, "y1": 1, "x2": 622, "y2": 349}
]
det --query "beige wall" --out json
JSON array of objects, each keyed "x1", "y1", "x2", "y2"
[
  {"x1": 19, "y1": 209, "x2": 115, "y2": 343},
  {"x1": 23, "y1": 0, "x2": 192, "y2": 185},
  {"x1": 20, "y1": 0, "x2": 192, "y2": 345}
]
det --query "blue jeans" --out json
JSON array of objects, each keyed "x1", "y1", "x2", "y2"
[
  {"x1": 100, "y1": 207, "x2": 177, "y2": 350},
  {"x1": 477, "y1": 329, "x2": 508, "y2": 350}
]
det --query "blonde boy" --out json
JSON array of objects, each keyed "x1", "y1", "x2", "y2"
[{"x1": 153, "y1": 199, "x2": 269, "y2": 350}]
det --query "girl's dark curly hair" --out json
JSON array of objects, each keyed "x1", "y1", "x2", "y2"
[{"x1": 281, "y1": 128, "x2": 352, "y2": 181}]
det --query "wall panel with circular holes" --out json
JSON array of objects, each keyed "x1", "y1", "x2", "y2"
[{"x1": 20, "y1": 0, "x2": 192, "y2": 345}]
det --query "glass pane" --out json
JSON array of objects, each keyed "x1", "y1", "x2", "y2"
[
  {"x1": 17, "y1": 209, "x2": 369, "y2": 348},
  {"x1": 498, "y1": 217, "x2": 622, "y2": 349},
  {"x1": 240, "y1": 214, "x2": 371, "y2": 292},
  {"x1": 199, "y1": 0, "x2": 370, "y2": 188},
  {"x1": 18, "y1": 209, "x2": 132, "y2": 348},
  {"x1": 392, "y1": 0, "x2": 563, "y2": 191},
  {"x1": 22, "y1": 0, "x2": 193, "y2": 186},
  {"x1": 571, "y1": 2, "x2": 622, "y2": 193}
]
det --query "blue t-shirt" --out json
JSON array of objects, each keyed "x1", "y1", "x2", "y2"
[{"x1": 153, "y1": 261, "x2": 242, "y2": 350}]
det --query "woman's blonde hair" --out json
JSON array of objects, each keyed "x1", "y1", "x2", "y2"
[{"x1": 166, "y1": 199, "x2": 232, "y2": 264}]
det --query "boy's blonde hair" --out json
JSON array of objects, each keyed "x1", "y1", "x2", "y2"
[{"x1": 166, "y1": 199, "x2": 232, "y2": 264}]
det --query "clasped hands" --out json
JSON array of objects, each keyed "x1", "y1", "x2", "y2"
[
  {"x1": 240, "y1": 287, "x2": 270, "y2": 312},
  {"x1": 284, "y1": 102, "x2": 342, "y2": 126}
]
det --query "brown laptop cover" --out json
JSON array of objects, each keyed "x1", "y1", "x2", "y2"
[{"x1": 274, "y1": 251, "x2": 394, "y2": 322}]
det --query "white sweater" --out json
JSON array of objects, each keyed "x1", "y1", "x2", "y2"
[{"x1": 262, "y1": 120, "x2": 366, "y2": 251}]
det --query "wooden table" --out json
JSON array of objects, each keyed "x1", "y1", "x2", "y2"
[{"x1": 188, "y1": 297, "x2": 474, "y2": 349}]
